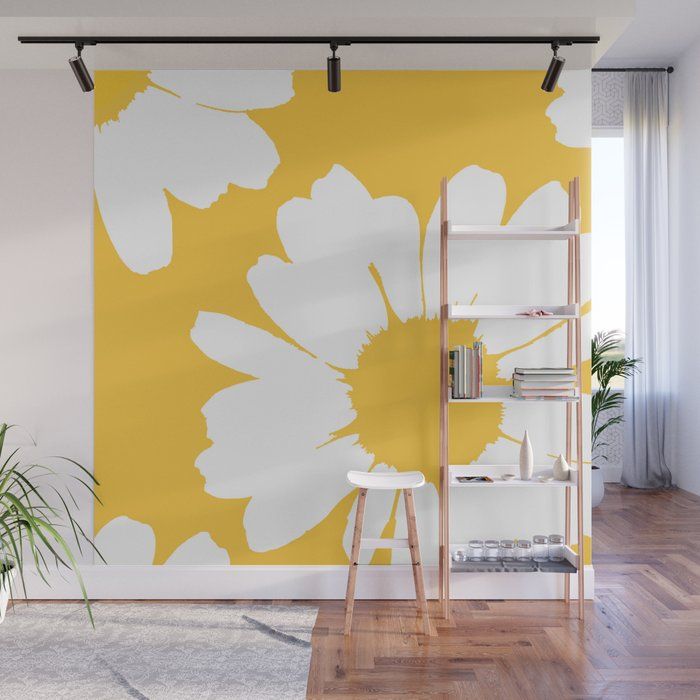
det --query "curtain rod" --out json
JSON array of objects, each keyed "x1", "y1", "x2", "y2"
[
  {"x1": 592, "y1": 67, "x2": 673, "y2": 73},
  {"x1": 17, "y1": 35, "x2": 600, "y2": 46}
]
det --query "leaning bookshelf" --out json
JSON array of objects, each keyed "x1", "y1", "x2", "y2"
[{"x1": 438, "y1": 176, "x2": 586, "y2": 621}]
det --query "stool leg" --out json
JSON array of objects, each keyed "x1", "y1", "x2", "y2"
[
  {"x1": 344, "y1": 488, "x2": 368, "y2": 635},
  {"x1": 403, "y1": 488, "x2": 434, "y2": 636}
]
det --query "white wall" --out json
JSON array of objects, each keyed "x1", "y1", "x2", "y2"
[
  {"x1": 0, "y1": 70, "x2": 94, "y2": 555},
  {"x1": 670, "y1": 35, "x2": 700, "y2": 495},
  {"x1": 0, "y1": 68, "x2": 594, "y2": 599}
]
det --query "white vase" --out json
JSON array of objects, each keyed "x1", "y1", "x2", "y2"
[
  {"x1": 0, "y1": 564, "x2": 17, "y2": 624},
  {"x1": 553, "y1": 454, "x2": 570, "y2": 481},
  {"x1": 591, "y1": 466, "x2": 605, "y2": 508},
  {"x1": 519, "y1": 430, "x2": 534, "y2": 480}
]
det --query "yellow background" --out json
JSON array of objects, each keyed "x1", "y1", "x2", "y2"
[{"x1": 94, "y1": 71, "x2": 591, "y2": 564}]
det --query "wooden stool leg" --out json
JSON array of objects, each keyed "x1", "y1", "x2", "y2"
[
  {"x1": 403, "y1": 489, "x2": 434, "y2": 636},
  {"x1": 344, "y1": 488, "x2": 368, "y2": 635}
]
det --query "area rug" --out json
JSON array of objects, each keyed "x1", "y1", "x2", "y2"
[{"x1": 0, "y1": 602, "x2": 317, "y2": 699}]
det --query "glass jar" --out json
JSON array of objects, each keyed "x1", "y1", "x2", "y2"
[
  {"x1": 516, "y1": 539, "x2": 532, "y2": 561},
  {"x1": 499, "y1": 539, "x2": 515, "y2": 561},
  {"x1": 468, "y1": 539, "x2": 484, "y2": 561},
  {"x1": 484, "y1": 539, "x2": 500, "y2": 561},
  {"x1": 532, "y1": 535, "x2": 549, "y2": 562},
  {"x1": 452, "y1": 549, "x2": 466, "y2": 563},
  {"x1": 548, "y1": 534, "x2": 565, "y2": 561}
]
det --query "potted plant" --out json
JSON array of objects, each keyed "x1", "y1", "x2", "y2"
[
  {"x1": 0, "y1": 423, "x2": 103, "y2": 624},
  {"x1": 591, "y1": 331, "x2": 641, "y2": 507}
]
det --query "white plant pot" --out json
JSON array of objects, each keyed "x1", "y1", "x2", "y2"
[
  {"x1": 591, "y1": 466, "x2": 605, "y2": 508},
  {"x1": 0, "y1": 565, "x2": 17, "y2": 624}
]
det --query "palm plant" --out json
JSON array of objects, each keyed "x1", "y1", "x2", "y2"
[
  {"x1": 0, "y1": 423, "x2": 103, "y2": 624},
  {"x1": 591, "y1": 331, "x2": 641, "y2": 461}
]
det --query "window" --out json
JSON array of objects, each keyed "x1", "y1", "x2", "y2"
[{"x1": 591, "y1": 130, "x2": 625, "y2": 339}]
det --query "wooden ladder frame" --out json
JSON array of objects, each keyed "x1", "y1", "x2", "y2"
[{"x1": 437, "y1": 177, "x2": 585, "y2": 621}]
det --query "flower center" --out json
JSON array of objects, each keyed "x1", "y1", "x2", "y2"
[{"x1": 337, "y1": 315, "x2": 504, "y2": 487}]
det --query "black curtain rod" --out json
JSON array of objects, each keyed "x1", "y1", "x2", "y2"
[
  {"x1": 18, "y1": 35, "x2": 599, "y2": 46},
  {"x1": 592, "y1": 67, "x2": 673, "y2": 73}
]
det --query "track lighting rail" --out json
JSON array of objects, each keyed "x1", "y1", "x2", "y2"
[
  {"x1": 18, "y1": 35, "x2": 599, "y2": 46},
  {"x1": 18, "y1": 34, "x2": 600, "y2": 94}
]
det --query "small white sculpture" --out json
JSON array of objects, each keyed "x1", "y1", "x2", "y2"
[
  {"x1": 553, "y1": 453, "x2": 571, "y2": 481},
  {"x1": 519, "y1": 430, "x2": 534, "y2": 480}
]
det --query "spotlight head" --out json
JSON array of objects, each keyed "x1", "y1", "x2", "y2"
[
  {"x1": 327, "y1": 43, "x2": 341, "y2": 93},
  {"x1": 541, "y1": 42, "x2": 565, "y2": 93},
  {"x1": 69, "y1": 43, "x2": 94, "y2": 93}
]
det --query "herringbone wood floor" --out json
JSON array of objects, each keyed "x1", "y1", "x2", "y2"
[{"x1": 307, "y1": 485, "x2": 700, "y2": 698}]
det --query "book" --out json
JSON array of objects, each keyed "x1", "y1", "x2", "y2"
[
  {"x1": 450, "y1": 342, "x2": 483, "y2": 399},
  {"x1": 514, "y1": 389, "x2": 576, "y2": 397},
  {"x1": 513, "y1": 373, "x2": 576, "y2": 383},
  {"x1": 473, "y1": 341, "x2": 483, "y2": 398},
  {"x1": 513, "y1": 379, "x2": 576, "y2": 390},
  {"x1": 514, "y1": 367, "x2": 575, "y2": 375}
]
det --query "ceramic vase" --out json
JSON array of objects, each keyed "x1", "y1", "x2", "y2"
[
  {"x1": 553, "y1": 453, "x2": 570, "y2": 481},
  {"x1": 0, "y1": 564, "x2": 16, "y2": 624},
  {"x1": 591, "y1": 466, "x2": 605, "y2": 508},
  {"x1": 519, "y1": 430, "x2": 534, "y2": 481}
]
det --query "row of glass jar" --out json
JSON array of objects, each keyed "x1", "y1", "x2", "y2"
[{"x1": 452, "y1": 534, "x2": 565, "y2": 563}]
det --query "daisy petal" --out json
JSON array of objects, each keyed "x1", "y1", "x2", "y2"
[
  {"x1": 249, "y1": 254, "x2": 387, "y2": 370},
  {"x1": 250, "y1": 165, "x2": 422, "y2": 368},
  {"x1": 191, "y1": 312, "x2": 355, "y2": 501},
  {"x1": 196, "y1": 376, "x2": 354, "y2": 500},
  {"x1": 191, "y1": 311, "x2": 330, "y2": 380},
  {"x1": 165, "y1": 532, "x2": 230, "y2": 565},
  {"x1": 423, "y1": 166, "x2": 507, "y2": 316},
  {"x1": 149, "y1": 70, "x2": 294, "y2": 110},
  {"x1": 545, "y1": 70, "x2": 591, "y2": 148},
  {"x1": 95, "y1": 87, "x2": 280, "y2": 274},
  {"x1": 242, "y1": 435, "x2": 374, "y2": 552},
  {"x1": 95, "y1": 516, "x2": 155, "y2": 565}
]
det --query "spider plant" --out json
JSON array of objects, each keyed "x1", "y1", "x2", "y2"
[
  {"x1": 0, "y1": 423, "x2": 104, "y2": 625},
  {"x1": 591, "y1": 331, "x2": 641, "y2": 462}
]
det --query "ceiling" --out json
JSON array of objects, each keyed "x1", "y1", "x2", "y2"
[
  {"x1": 596, "y1": 0, "x2": 700, "y2": 68},
  {"x1": 1, "y1": 0, "x2": 633, "y2": 70}
]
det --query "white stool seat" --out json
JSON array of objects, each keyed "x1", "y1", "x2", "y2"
[{"x1": 347, "y1": 470, "x2": 425, "y2": 490}]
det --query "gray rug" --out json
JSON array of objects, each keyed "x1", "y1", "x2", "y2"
[{"x1": 0, "y1": 603, "x2": 317, "y2": 699}]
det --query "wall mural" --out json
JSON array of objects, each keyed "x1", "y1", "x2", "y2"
[{"x1": 94, "y1": 70, "x2": 592, "y2": 566}]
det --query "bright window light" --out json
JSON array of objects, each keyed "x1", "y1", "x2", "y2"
[{"x1": 591, "y1": 132, "x2": 625, "y2": 338}]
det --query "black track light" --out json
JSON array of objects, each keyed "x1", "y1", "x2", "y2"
[
  {"x1": 541, "y1": 41, "x2": 565, "y2": 92},
  {"x1": 69, "y1": 43, "x2": 94, "y2": 92},
  {"x1": 327, "y1": 43, "x2": 341, "y2": 93}
]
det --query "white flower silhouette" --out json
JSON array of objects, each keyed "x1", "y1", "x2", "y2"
[
  {"x1": 95, "y1": 71, "x2": 294, "y2": 274},
  {"x1": 191, "y1": 164, "x2": 585, "y2": 557}
]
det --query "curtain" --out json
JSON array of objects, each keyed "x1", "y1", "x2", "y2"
[{"x1": 622, "y1": 72, "x2": 673, "y2": 489}]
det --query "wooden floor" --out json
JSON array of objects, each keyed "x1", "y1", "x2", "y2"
[{"x1": 307, "y1": 485, "x2": 700, "y2": 698}]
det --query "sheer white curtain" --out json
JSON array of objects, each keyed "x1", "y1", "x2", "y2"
[{"x1": 622, "y1": 72, "x2": 673, "y2": 488}]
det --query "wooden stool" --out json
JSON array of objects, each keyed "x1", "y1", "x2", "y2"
[{"x1": 344, "y1": 470, "x2": 434, "y2": 636}]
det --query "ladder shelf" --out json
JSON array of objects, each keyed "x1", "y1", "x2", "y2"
[{"x1": 438, "y1": 176, "x2": 585, "y2": 622}]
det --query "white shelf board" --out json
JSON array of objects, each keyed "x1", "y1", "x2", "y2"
[
  {"x1": 448, "y1": 222, "x2": 577, "y2": 241},
  {"x1": 449, "y1": 464, "x2": 578, "y2": 488},
  {"x1": 449, "y1": 385, "x2": 579, "y2": 404},
  {"x1": 448, "y1": 304, "x2": 578, "y2": 320}
]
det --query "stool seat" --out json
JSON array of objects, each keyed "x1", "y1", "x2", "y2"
[{"x1": 347, "y1": 470, "x2": 425, "y2": 490}]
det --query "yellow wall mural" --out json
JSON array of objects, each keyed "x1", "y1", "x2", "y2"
[{"x1": 94, "y1": 70, "x2": 591, "y2": 566}]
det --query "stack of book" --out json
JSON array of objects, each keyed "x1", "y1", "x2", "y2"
[
  {"x1": 512, "y1": 367, "x2": 577, "y2": 400},
  {"x1": 449, "y1": 342, "x2": 483, "y2": 399}
]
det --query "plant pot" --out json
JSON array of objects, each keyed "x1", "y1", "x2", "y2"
[
  {"x1": 0, "y1": 563, "x2": 17, "y2": 624},
  {"x1": 591, "y1": 466, "x2": 605, "y2": 508}
]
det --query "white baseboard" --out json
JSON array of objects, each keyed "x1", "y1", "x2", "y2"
[{"x1": 16, "y1": 565, "x2": 594, "y2": 601}]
